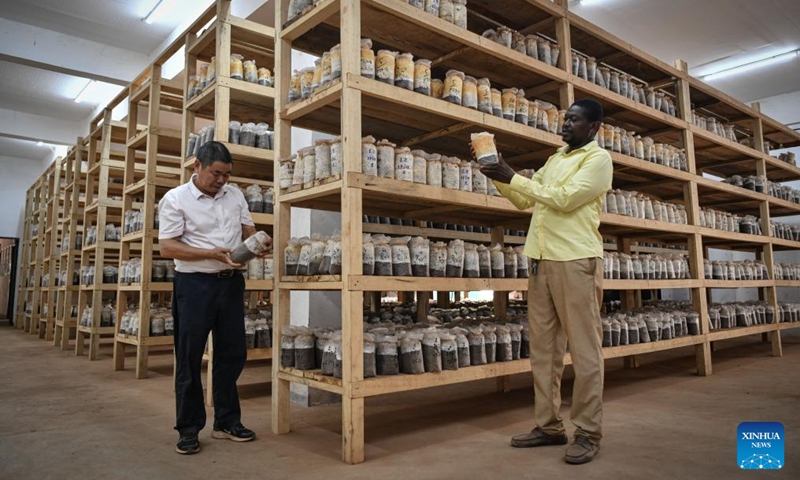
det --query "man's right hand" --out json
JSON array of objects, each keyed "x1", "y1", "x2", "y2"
[{"x1": 207, "y1": 247, "x2": 243, "y2": 268}]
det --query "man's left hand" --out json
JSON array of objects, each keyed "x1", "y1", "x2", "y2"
[{"x1": 480, "y1": 154, "x2": 516, "y2": 184}]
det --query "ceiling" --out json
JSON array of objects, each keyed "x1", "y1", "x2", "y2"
[
  {"x1": 0, "y1": 137, "x2": 58, "y2": 162},
  {"x1": 0, "y1": 0, "x2": 798, "y2": 165},
  {"x1": 0, "y1": 60, "x2": 103, "y2": 120},
  {"x1": 572, "y1": 0, "x2": 800, "y2": 103},
  {"x1": 0, "y1": 0, "x2": 197, "y2": 55}
]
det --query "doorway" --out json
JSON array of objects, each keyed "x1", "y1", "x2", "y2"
[{"x1": 0, "y1": 238, "x2": 19, "y2": 324}]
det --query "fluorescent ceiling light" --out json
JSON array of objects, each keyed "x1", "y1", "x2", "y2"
[
  {"x1": 144, "y1": 0, "x2": 168, "y2": 24},
  {"x1": 578, "y1": 0, "x2": 607, "y2": 6},
  {"x1": 74, "y1": 80, "x2": 97, "y2": 103},
  {"x1": 702, "y1": 49, "x2": 800, "y2": 82}
]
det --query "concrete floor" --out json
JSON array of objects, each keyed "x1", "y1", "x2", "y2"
[{"x1": 1, "y1": 327, "x2": 798, "y2": 480}]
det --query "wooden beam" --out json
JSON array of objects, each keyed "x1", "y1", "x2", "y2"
[
  {"x1": 401, "y1": 123, "x2": 472, "y2": 148},
  {"x1": 431, "y1": 46, "x2": 471, "y2": 67}
]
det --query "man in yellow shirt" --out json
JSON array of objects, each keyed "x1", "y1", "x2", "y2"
[{"x1": 481, "y1": 99, "x2": 612, "y2": 465}]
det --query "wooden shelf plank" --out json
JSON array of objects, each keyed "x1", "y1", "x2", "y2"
[
  {"x1": 245, "y1": 279, "x2": 274, "y2": 290},
  {"x1": 604, "y1": 279, "x2": 699, "y2": 290},
  {"x1": 251, "y1": 212, "x2": 275, "y2": 226},
  {"x1": 277, "y1": 368, "x2": 343, "y2": 395},
  {"x1": 280, "y1": 0, "x2": 341, "y2": 41},
  {"x1": 350, "y1": 276, "x2": 527, "y2": 292},
  {"x1": 708, "y1": 323, "x2": 776, "y2": 342},
  {"x1": 704, "y1": 280, "x2": 773, "y2": 289},
  {"x1": 278, "y1": 276, "x2": 343, "y2": 290}
]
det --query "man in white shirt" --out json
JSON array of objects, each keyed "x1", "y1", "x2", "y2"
[{"x1": 159, "y1": 142, "x2": 272, "y2": 455}]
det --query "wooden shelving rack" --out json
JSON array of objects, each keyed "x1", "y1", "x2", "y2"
[
  {"x1": 112, "y1": 49, "x2": 185, "y2": 379},
  {"x1": 75, "y1": 94, "x2": 131, "y2": 359},
  {"x1": 52, "y1": 141, "x2": 87, "y2": 350},
  {"x1": 39, "y1": 157, "x2": 67, "y2": 341},
  {"x1": 15, "y1": 174, "x2": 43, "y2": 330},
  {"x1": 179, "y1": 0, "x2": 277, "y2": 405},
  {"x1": 25, "y1": 168, "x2": 52, "y2": 335},
  {"x1": 271, "y1": 0, "x2": 800, "y2": 463},
  {"x1": 14, "y1": 186, "x2": 34, "y2": 330}
]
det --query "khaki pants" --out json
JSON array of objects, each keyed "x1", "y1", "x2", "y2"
[{"x1": 528, "y1": 257, "x2": 604, "y2": 443}]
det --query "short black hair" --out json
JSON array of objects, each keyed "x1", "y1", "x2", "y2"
[
  {"x1": 572, "y1": 98, "x2": 604, "y2": 123},
  {"x1": 197, "y1": 141, "x2": 232, "y2": 168}
]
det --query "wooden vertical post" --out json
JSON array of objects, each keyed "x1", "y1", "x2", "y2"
[
  {"x1": 751, "y1": 102, "x2": 782, "y2": 357},
  {"x1": 340, "y1": 0, "x2": 365, "y2": 464},
  {"x1": 554, "y1": 16, "x2": 571, "y2": 73},
  {"x1": 271, "y1": 0, "x2": 293, "y2": 437}
]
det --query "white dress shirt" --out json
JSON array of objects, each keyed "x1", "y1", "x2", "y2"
[{"x1": 158, "y1": 175, "x2": 254, "y2": 273}]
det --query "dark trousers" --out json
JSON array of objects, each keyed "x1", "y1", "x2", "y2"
[{"x1": 173, "y1": 271, "x2": 247, "y2": 435}]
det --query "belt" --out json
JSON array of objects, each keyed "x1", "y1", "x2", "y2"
[
  {"x1": 175, "y1": 270, "x2": 242, "y2": 278},
  {"x1": 215, "y1": 270, "x2": 238, "y2": 278}
]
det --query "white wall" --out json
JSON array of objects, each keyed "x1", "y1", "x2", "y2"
[
  {"x1": 0, "y1": 155, "x2": 52, "y2": 239},
  {"x1": 0, "y1": 154, "x2": 52, "y2": 320}
]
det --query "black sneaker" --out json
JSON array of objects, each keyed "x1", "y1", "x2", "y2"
[
  {"x1": 175, "y1": 433, "x2": 200, "y2": 455},
  {"x1": 212, "y1": 423, "x2": 256, "y2": 443}
]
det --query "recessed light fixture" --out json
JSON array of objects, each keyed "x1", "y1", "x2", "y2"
[
  {"x1": 144, "y1": 0, "x2": 168, "y2": 24},
  {"x1": 74, "y1": 80, "x2": 97, "y2": 103},
  {"x1": 701, "y1": 49, "x2": 800, "y2": 81}
]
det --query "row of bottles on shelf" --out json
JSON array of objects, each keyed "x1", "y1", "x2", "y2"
[
  {"x1": 722, "y1": 174, "x2": 800, "y2": 203},
  {"x1": 603, "y1": 190, "x2": 687, "y2": 224},
  {"x1": 85, "y1": 224, "x2": 121, "y2": 245},
  {"x1": 283, "y1": 305, "x2": 529, "y2": 376},
  {"x1": 187, "y1": 122, "x2": 274, "y2": 156},
  {"x1": 188, "y1": 54, "x2": 273, "y2": 99},
  {"x1": 704, "y1": 260, "x2": 768, "y2": 281},
  {"x1": 279, "y1": 135, "x2": 508, "y2": 198},
  {"x1": 692, "y1": 111, "x2": 747, "y2": 144},
  {"x1": 118, "y1": 304, "x2": 174, "y2": 337},
  {"x1": 363, "y1": 215, "x2": 527, "y2": 236},
  {"x1": 124, "y1": 208, "x2": 159, "y2": 233},
  {"x1": 246, "y1": 255, "x2": 274, "y2": 281},
  {"x1": 79, "y1": 302, "x2": 117, "y2": 328},
  {"x1": 61, "y1": 232, "x2": 83, "y2": 252},
  {"x1": 244, "y1": 308, "x2": 272, "y2": 350},
  {"x1": 80, "y1": 265, "x2": 118, "y2": 285},
  {"x1": 54, "y1": 269, "x2": 79, "y2": 287},
  {"x1": 770, "y1": 151, "x2": 796, "y2": 166},
  {"x1": 284, "y1": 234, "x2": 532, "y2": 279},
  {"x1": 290, "y1": 40, "x2": 568, "y2": 135},
  {"x1": 287, "y1": 0, "x2": 469, "y2": 28},
  {"x1": 706, "y1": 302, "x2": 800, "y2": 330},
  {"x1": 602, "y1": 304, "x2": 701, "y2": 347},
  {"x1": 597, "y1": 125, "x2": 687, "y2": 171},
  {"x1": 79, "y1": 259, "x2": 177, "y2": 286},
  {"x1": 699, "y1": 209, "x2": 761, "y2": 235},
  {"x1": 705, "y1": 260, "x2": 800, "y2": 281},
  {"x1": 773, "y1": 263, "x2": 800, "y2": 280},
  {"x1": 603, "y1": 252, "x2": 690, "y2": 280},
  {"x1": 572, "y1": 54, "x2": 678, "y2": 117},
  {"x1": 772, "y1": 222, "x2": 800, "y2": 242},
  {"x1": 241, "y1": 184, "x2": 274, "y2": 214},
  {"x1": 482, "y1": 26, "x2": 559, "y2": 67}
]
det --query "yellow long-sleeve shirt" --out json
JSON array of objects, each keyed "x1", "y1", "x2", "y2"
[{"x1": 494, "y1": 140, "x2": 613, "y2": 261}]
